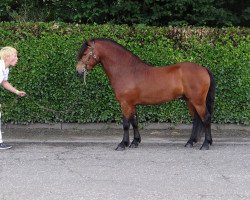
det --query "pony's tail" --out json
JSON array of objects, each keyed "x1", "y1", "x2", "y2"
[{"x1": 205, "y1": 69, "x2": 216, "y2": 118}]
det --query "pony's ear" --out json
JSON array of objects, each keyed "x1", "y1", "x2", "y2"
[{"x1": 87, "y1": 39, "x2": 95, "y2": 47}]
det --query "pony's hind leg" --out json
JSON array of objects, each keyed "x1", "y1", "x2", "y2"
[
  {"x1": 185, "y1": 101, "x2": 203, "y2": 148},
  {"x1": 185, "y1": 111, "x2": 204, "y2": 148},
  {"x1": 200, "y1": 109, "x2": 212, "y2": 150},
  {"x1": 193, "y1": 104, "x2": 212, "y2": 150},
  {"x1": 129, "y1": 112, "x2": 141, "y2": 148}
]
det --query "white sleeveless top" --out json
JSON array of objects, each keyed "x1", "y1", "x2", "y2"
[{"x1": 0, "y1": 59, "x2": 9, "y2": 84}]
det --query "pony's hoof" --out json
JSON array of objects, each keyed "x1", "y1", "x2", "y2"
[
  {"x1": 115, "y1": 143, "x2": 126, "y2": 151},
  {"x1": 129, "y1": 139, "x2": 140, "y2": 148},
  {"x1": 200, "y1": 140, "x2": 211, "y2": 150},
  {"x1": 129, "y1": 143, "x2": 139, "y2": 148},
  {"x1": 200, "y1": 145, "x2": 209, "y2": 150},
  {"x1": 185, "y1": 142, "x2": 193, "y2": 148},
  {"x1": 115, "y1": 146, "x2": 125, "y2": 151}
]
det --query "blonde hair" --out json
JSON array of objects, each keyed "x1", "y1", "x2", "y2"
[{"x1": 0, "y1": 46, "x2": 17, "y2": 59}]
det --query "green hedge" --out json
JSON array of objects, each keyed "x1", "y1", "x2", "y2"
[{"x1": 0, "y1": 22, "x2": 249, "y2": 124}]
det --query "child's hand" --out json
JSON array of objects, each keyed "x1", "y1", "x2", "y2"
[{"x1": 16, "y1": 90, "x2": 26, "y2": 97}]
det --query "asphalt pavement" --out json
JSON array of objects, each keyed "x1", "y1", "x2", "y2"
[{"x1": 1, "y1": 125, "x2": 250, "y2": 200}]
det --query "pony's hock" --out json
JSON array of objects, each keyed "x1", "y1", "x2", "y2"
[{"x1": 76, "y1": 38, "x2": 215, "y2": 150}]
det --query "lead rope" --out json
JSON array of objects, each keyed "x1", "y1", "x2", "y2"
[
  {"x1": 26, "y1": 94, "x2": 82, "y2": 115},
  {"x1": 0, "y1": 87, "x2": 85, "y2": 121},
  {"x1": 83, "y1": 69, "x2": 88, "y2": 85}
]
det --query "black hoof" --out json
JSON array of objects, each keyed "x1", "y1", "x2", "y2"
[
  {"x1": 200, "y1": 144, "x2": 209, "y2": 150},
  {"x1": 129, "y1": 142, "x2": 139, "y2": 148},
  {"x1": 200, "y1": 139, "x2": 212, "y2": 150},
  {"x1": 185, "y1": 141, "x2": 193, "y2": 148},
  {"x1": 129, "y1": 138, "x2": 140, "y2": 148},
  {"x1": 115, "y1": 146, "x2": 126, "y2": 151},
  {"x1": 115, "y1": 142, "x2": 128, "y2": 151}
]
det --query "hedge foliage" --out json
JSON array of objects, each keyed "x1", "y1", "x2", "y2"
[
  {"x1": 1, "y1": 0, "x2": 249, "y2": 27},
  {"x1": 0, "y1": 22, "x2": 249, "y2": 125}
]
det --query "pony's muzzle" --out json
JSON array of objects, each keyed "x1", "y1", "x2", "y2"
[
  {"x1": 76, "y1": 67, "x2": 88, "y2": 84},
  {"x1": 76, "y1": 69, "x2": 83, "y2": 76},
  {"x1": 76, "y1": 65, "x2": 86, "y2": 76}
]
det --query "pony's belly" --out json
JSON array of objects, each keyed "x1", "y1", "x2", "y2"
[
  {"x1": 139, "y1": 93, "x2": 180, "y2": 105},
  {"x1": 137, "y1": 85, "x2": 183, "y2": 105}
]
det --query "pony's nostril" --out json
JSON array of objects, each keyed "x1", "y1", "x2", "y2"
[{"x1": 76, "y1": 70, "x2": 82, "y2": 76}]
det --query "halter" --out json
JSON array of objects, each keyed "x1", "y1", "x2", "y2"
[{"x1": 80, "y1": 41, "x2": 98, "y2": 84}]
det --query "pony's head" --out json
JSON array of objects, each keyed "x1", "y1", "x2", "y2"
[{"x1": 76, "y1": 40, "x2": 99, "y2": 77}]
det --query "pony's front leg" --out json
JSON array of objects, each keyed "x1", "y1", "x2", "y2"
[
  {"x1": 115, "y1": 116, "x2": 130, "y2": 151},
  {"x1": 129, "y1": 113, "x2": 141, "y2": 148}
]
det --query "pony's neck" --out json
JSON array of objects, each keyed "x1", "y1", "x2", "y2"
[{"x1": 94, "y1": 39, "x2": 154, "y2": 91}]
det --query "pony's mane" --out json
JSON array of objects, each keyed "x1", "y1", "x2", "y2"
[
  {"x1": 77, "y1": 41, "x2": 89, "y2": 61},
  {"x1": 95, "y1": 38, "x2": 144, "y2": 63},
  {"x1": 94, "y1": 38, "x2": 129, "y2": 51},
  {"x1": 77, "y1": 38, "x2": 148, "y2": 65}
]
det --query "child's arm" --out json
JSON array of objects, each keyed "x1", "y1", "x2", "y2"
[{"x1": 1, "y1": 80, "x2": 26, "y2": 96}]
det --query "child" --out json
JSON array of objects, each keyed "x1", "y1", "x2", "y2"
[{"x1": 0, "y1": 46, "x2": 26, "y2": 149}]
